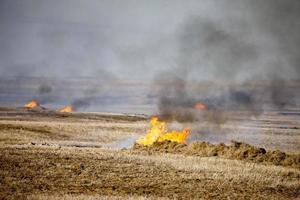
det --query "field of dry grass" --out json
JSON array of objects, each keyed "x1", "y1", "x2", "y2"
[{"x1": 0, "y1": 107, "x2": 299, "y2": 199}]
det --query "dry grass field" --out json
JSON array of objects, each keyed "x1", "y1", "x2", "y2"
[{"x1": 0, "y1": 107, "x2": 299, "y2": 199}]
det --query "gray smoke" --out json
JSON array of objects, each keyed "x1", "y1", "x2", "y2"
[
  {"x1": 155, "y1": 72, "x2": 196, "y2": 122},
  {"x1": 156, "y1": 16, "x2": 259, "y2": 121},
  {"x1": 70, "y1": 89, "x2": 97, "y2": 111},
  {"x1": 0, "y1": 0, "x2": 299, "y2": 114},
  {"x1": 156, "y1": 0, "x2": 300, "y2": 121},
  {"x1": 269, "y1": 79, "x2": 296, "y2": 109},
  {"x1": 68, "y1": 70, "x2": 119, "y2": 111},
  {"x1": 38, "y1": 84, "x2": 52, "y2": 94},
  {"x1": 251, "y1": 0, "x2": 300, "y2": 108},
  {"x1": 35, "y1": 83, "x2": 55, "y2": 104}
]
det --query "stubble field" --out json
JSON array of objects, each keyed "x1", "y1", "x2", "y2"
[{"x1": 0, "y1": 107, "x2": 299, "y2": 199}]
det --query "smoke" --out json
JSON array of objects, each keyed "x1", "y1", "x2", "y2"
[
  {"x1": 70, "y1": 89, "x2": 97, "y2": 111},
  {"x1": 250, "y1": 0, "x2": 300, "y2": 109},
  {"x1": 34, "y1": 83, "x2": 55, "y2": 104},
  {"x1": 155, "y1": 16, "x2": 258, "y2": 121},
  {"x1": 155, "y1": 72, "x2": 196, "y2": 122},
  {"x1": 38, "y1": 84, "x2": 52, "y2": 94},
  {"x1": 68, "y1": 70, "x2": 119, "y2": 111},
  {"x1": 269, "y1": 79, "x2": 296, "y2": 109},
  {"x1": 155, "y1": 0, "x2": 300, "y2": 121},
  {"x1": 177, "y1": 18, "x2": 258, "y2": 80},
  {"x1": 251, "y1": 0, "x2": 300, "y2": 77},
  {"x1": 255, "y1": 0, "x2": 300, "y2": 109},
  {"x1": 10, "y1": 70, "x2": 119, "y2": 111},
  {"x1": 0, "y1": 0, "x2": 299, "y2": 113}
]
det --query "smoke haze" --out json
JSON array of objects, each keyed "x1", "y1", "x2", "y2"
[{"x1": 0, "y1": 0, "x2": 299, "y2": 114}]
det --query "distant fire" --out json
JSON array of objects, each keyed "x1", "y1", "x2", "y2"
[
  {"x1": 137, "y1": 117, "x2": 190, "y2": 146},
  {"x1": 59, "y1": 106, "x2": 74, "y2": 113},
  {"x1": 194, "y1": 102, "x2": 207, "y2": 110},
  {"x1": 24, "y1": 100, "x2": 40, "y2": 109}
]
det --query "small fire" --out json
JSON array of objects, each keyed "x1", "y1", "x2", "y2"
[
  {"x1": 194, "y1": 101, "x2": 207, "y2": 110},
  {"x1": 24, "y1": 100, "x2": 40, "y2": 109},
  {"x1": 59, "y1": 106, "x2": 74, "y2": 113},
  {"x1": 137, "y1": 117, "x2": 190, "y2": 146}
]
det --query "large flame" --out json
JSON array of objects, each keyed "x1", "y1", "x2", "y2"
[
  {"x1": 24, "y1": 100, "x2": 40, "y2": 109},
  {"x1": 59, "y1": 106, "x2": 74, "y2": 113},
  {"x1": 194, "y1": 101, "x2": 207, "y2": 110},
  {"x1": 137, "y1": 117, "x2": 190, "y2": 146}
]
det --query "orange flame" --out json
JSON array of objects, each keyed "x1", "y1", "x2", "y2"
[
  {"x1": 194, "y1": 102, "x2": 207, "y2": 110},
  {"x1": 24, "y1": 100, "x2": 40, "y2": 109},
  {"x1": 59, "y1": 106, "x2": 74, "y2": 113},
  {"x1": 136, "y1": 117, "x2": 190, "y2": 146}
]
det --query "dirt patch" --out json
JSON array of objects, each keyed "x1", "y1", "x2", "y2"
[{"x1": 133, "y1": 141, "x2": 300, "y2": 168}]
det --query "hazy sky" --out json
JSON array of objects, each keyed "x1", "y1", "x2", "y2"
[{"x1": 0, "y1": 0, "x2": 299, "y2": 81}]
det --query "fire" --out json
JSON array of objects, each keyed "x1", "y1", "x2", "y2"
[
  {"x1": 137, "y1": 117, "x2": 190, "y2": 146},
  {"x1": 194, "y1": 101, "x2": 207, "y2": 110},
  {"x1": 24, "y1": 100, "x2": 40, "y2": 109},
  {"x1": 59, "y1": 106, "x2": 74, "y2": 113}
]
